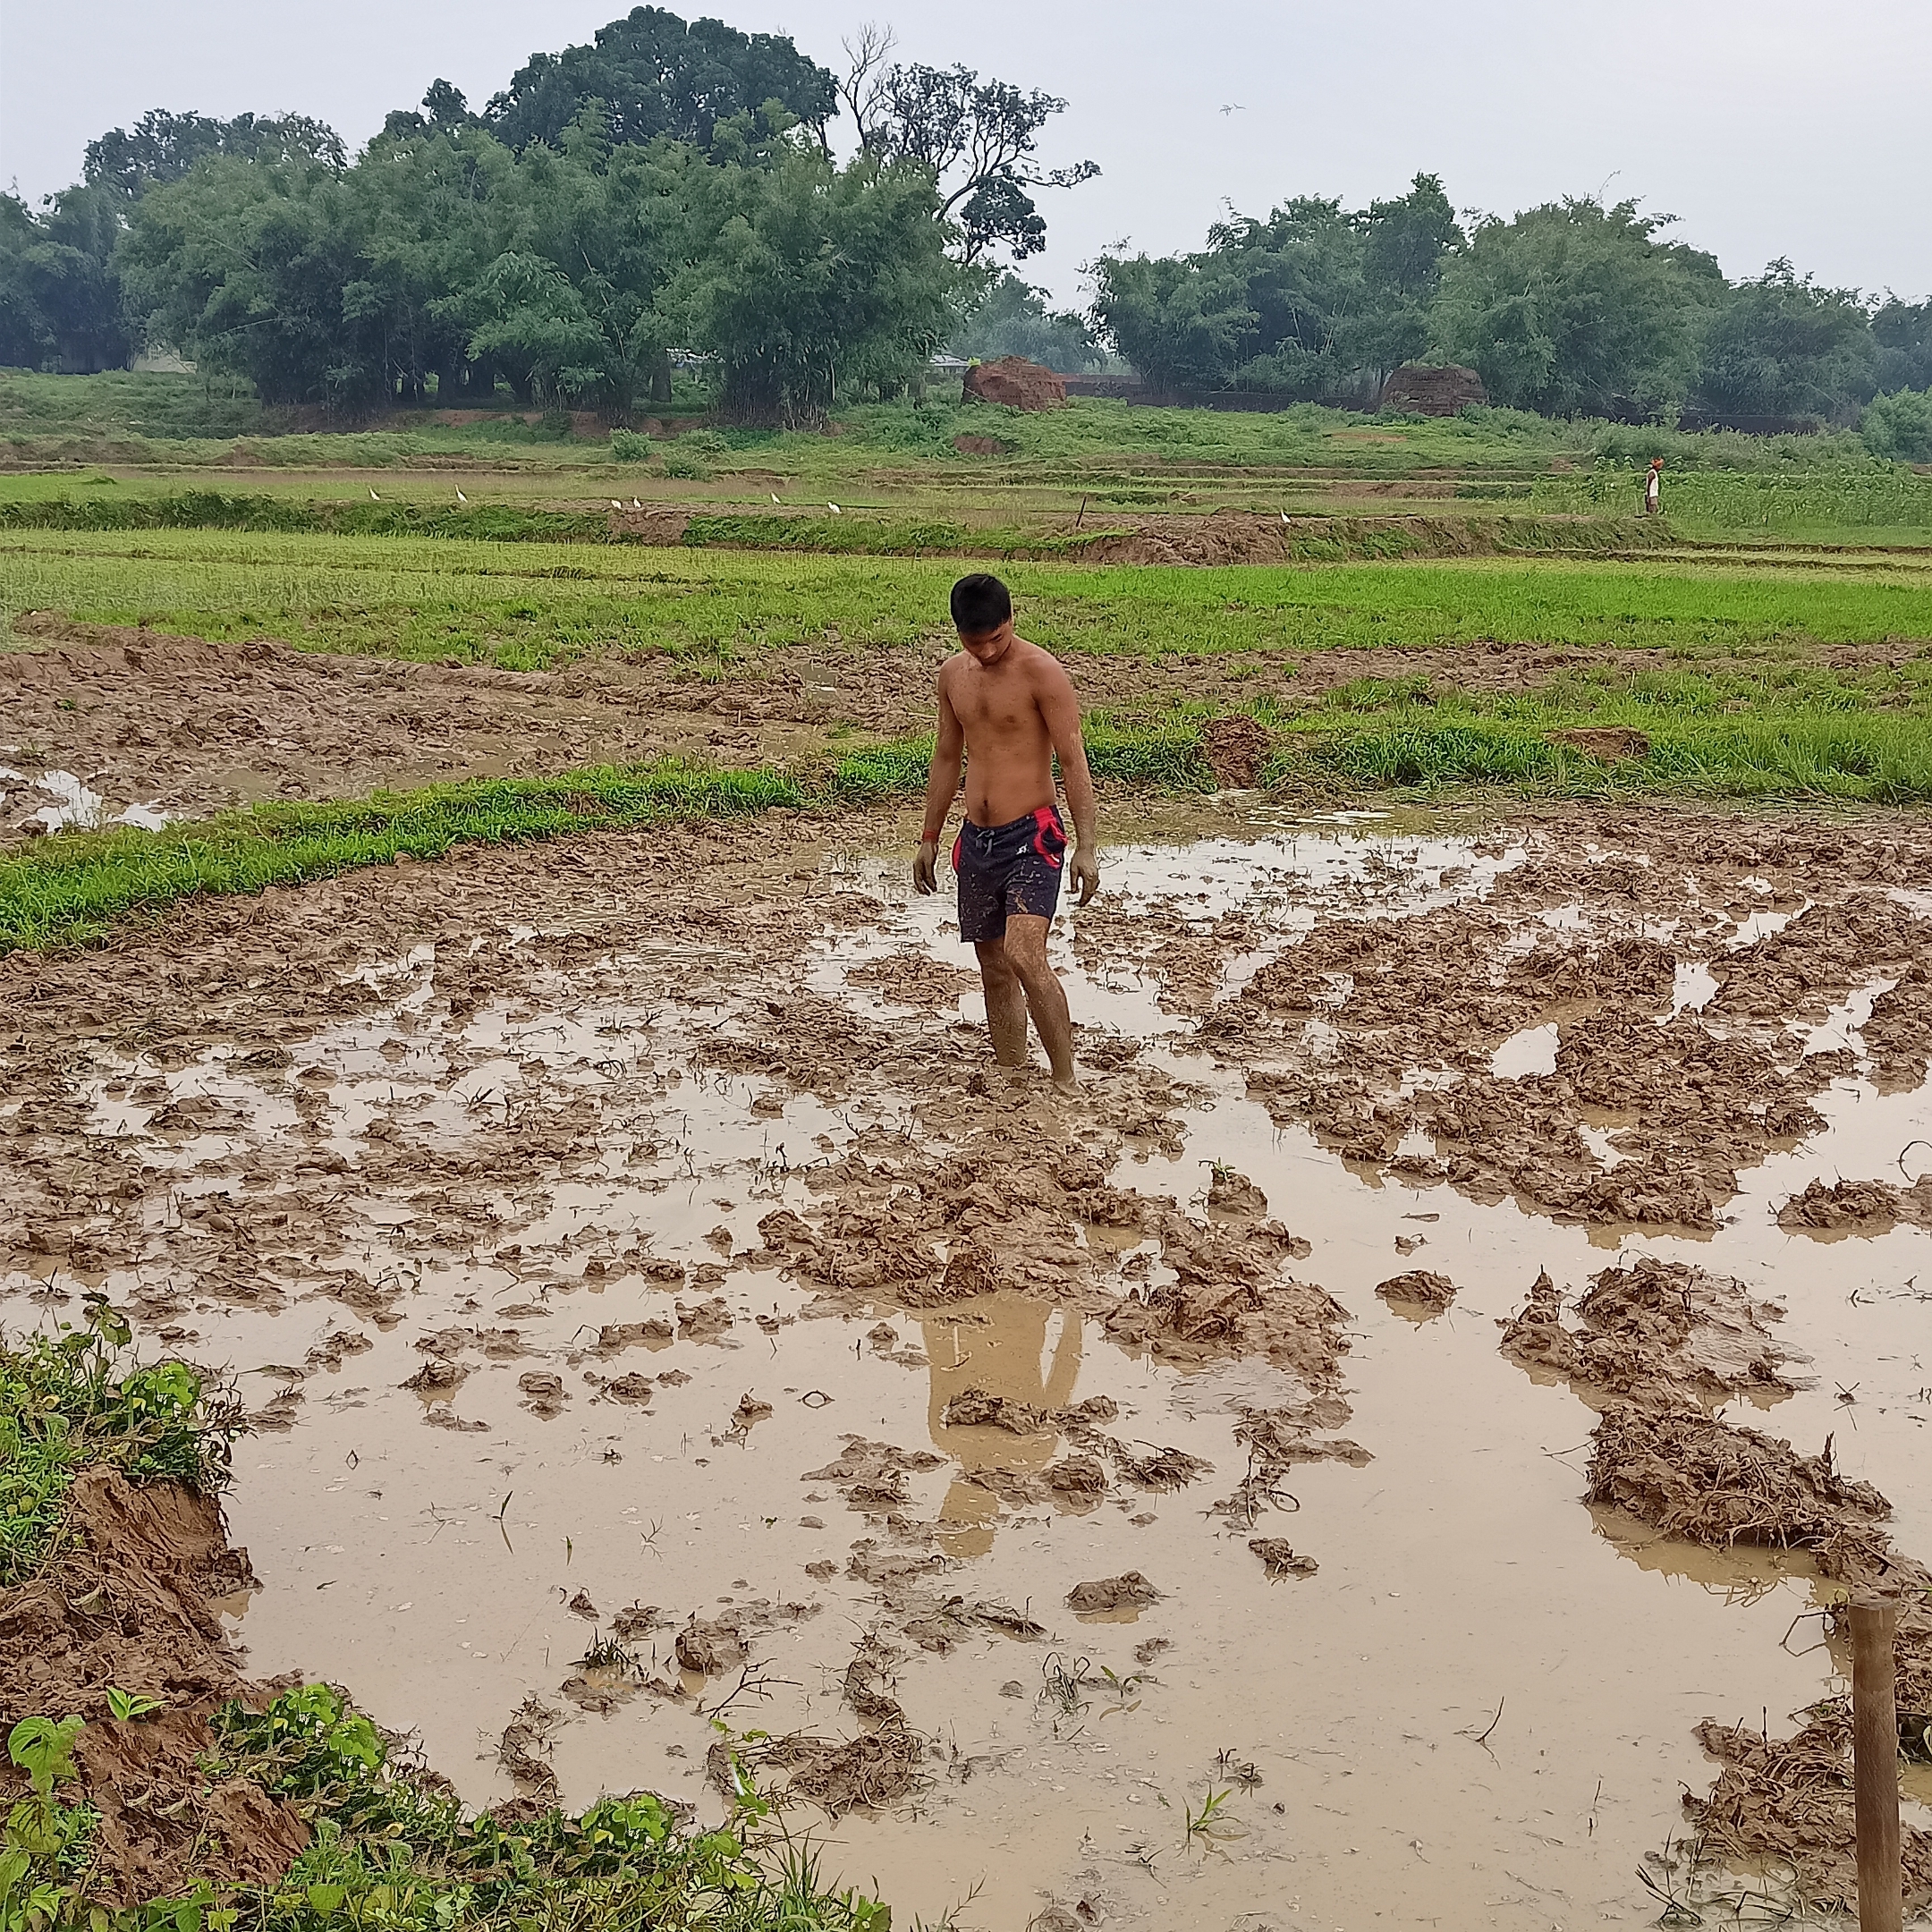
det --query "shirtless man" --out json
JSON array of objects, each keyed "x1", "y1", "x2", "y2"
[{"x1": 912, "y1": 573, "x2": 1098, "y2": 1090}]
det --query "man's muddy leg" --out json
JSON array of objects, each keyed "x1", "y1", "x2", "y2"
[
  {"x1": 999, "y1": 914, "x2": 1076, "y2": 1089},
  {"x1": 974, "y1": 940, "x2": 1032, "y2": 1068}
]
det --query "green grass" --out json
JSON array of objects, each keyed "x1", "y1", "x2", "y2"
[
  {"x1": 13, "y1": 673, "x2": 1932, "y2": 957},
  {"x1": 3, "y1": 369, "x2": 1902, "y2": 484},
  {"x1": 5, "y1": 529, "x2": 1931, "y2": 674},
  {"x1": 0, "y1": 764, "x2": 799, "y2": 953},
  {"x1": 1280, "y1": 712, "x2": 1932, "y2": 802}
]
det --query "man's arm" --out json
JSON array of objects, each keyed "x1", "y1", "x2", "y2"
[
  {"x1": 1035, "y1": 658, "x2": 1100, "y2": 906},
  {"x1": 913, "y1": 677, "x2": 964, "y2": 896}
]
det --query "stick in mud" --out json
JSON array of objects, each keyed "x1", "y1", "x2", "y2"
[{"x1": 1852, "y1": 1600, "x2": 1902, "y2": 1932}]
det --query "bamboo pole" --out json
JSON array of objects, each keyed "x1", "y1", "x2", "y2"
[{"x1": 1850, "y1": 1599, "x2": 1902, "y2": 1932}]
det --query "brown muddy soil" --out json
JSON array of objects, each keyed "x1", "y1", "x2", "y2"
[
  {"x1": 5, "y1": 613, "x2": 1911, "y2": 832},
  {"x1": 1501, "y1": 1250, "x2": 1932, "y2": 1914},
  {"x1": 8, "y1": 798, "x2": 1932, "y2": 1925},
  {"x1": 0, "y1": 1469, "x2": 310, "y2": 1902}
]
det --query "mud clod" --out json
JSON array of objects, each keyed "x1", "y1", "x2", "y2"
[
  {"x1": 1066, "y1": 1572, "x2": 1163, "y2": 1613},
  {"x1": 1247, "y1": 1539, "x2": 1318, "y2": 1579},
  {"x1": 516, "y1": 1370, "x2": 568, "y2": 1418},
  {"x1": 1687, "y1": 1710, "x2": 1932, "y2": 1916},
  {"x1": 1588, "y1": 1407, "x2": 1888, "y2": 1558},
  {"x1": 1503, "y1": 1258, "x2": 1793, "y2": 1410},
  {"x1": 1375, "y1": 1270, "x2": 1458, "y2": 1315}
]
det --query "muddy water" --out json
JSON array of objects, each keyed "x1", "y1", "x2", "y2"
[{"x1": 12, "y1": 811, "x2": 1932, "y2": 1929}]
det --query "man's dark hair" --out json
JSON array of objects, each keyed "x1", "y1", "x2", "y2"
[{"x1": 950, "y1": 573, "x2": 1013, "y2": 634}]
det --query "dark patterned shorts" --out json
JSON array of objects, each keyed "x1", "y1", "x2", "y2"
[{"x1": 953, "y1": 805, "x2": 1066, "y2": 943}]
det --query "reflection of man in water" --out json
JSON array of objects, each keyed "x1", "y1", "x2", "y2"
[{"x1": 924, "y1": 1297, "x2": 1082, "y2": 1558}]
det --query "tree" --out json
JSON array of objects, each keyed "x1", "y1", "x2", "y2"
[
  {"x1": 1432, "y1": 197, "x2": 1723, "y2": 417},
  {"x1": 1694, "y1": 261, "x2": 1875, "y2": 424},
  {"x1": 0, "y1": 184, "x2": 131, "y2": 370},
  {"x1": 1091, "y1": 252, "x2": 1255, "y2": 394},
  {"x1": 670, "y1": 137, "x2": 962, "y2": 422},
  {"x1": 83, "y1": 109, "x2": 346, "y2": 200},
  {"x1": 1092, "y1": 173, "x2": 1462, "y2": 400},
  {"x1": 840, "y1": 29, "x2": 1097, "y2": 265},
  {"x1": 381, "y1": 80, "x2": 480, "y2": 143},
  {"x1": 1860, "y1": 387, "x2": 1932, "y2": 464},
  {"x1": 121, "y1": 155, "x2": 383, "y2": 406},
  {"x1": 486, "y1": 6, "x2": 836, "y2": 152},
  {"x1": 1870, "y1": 298, "x2": 1932, "y2": 395},
  {"x1": 950, "y1": 274, "x2": 1104, "y2": 370},
  {"x1": 457, "y1": 117, "x2": 705, "y2": 414}
]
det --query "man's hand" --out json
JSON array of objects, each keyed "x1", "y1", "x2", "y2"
[
  {"x1": 1071, "y1": 844, "x2": 1100, "y2": 907},
  {"x1": 913, "y1": 838, "x2": 940, "y2": 896}
]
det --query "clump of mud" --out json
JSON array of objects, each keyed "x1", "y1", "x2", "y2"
[
  {"x1": 1587, "y1": 1407, "x2": 1889, "y2": 1559},
  {"x1": 1502, "y1": 1258, "x2": 1795, "y2": 1411},
  {"x1": 1688, "y1": 1709, "x2": 1932, "y2": 1915},
  {"x1": 1777, "y1": 1174, "x2": 1932, "y2": 1233},
  {"x1": 1501, "y1": 1256, "x2": 1932, "y2": 1914},
  {"x1": 1066, "y1": 1572, "x2": 1162, "y2": 1613},
  {"x1": 1374, "y1": 1270, "x2": 1457, "y2": 1315},
  {"x1": 0, "y1": 1469, "x2": 309, "y2": 1904}
]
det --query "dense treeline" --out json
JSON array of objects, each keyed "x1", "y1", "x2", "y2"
[
  {"x1": 0, "y1": 7, "x2": 1094, "y2": 425},
  {"x1": 4, "y1": 4, "x2": 1930, "y2": 448},
  {"x1": 1096, "y1": 183, "x2": 1932, "y2": 445}
]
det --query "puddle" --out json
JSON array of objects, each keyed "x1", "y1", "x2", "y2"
[
  {"x1": 1, "y1": 765, "x2": 177, "y2": 835},
  {"x1": 9, "y1": 809, "x2": 1932, "y2": 1929}
]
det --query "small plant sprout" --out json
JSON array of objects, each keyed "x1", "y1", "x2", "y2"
[
  {"x1": 105, "y1": 1688, "x2": 164, "y2": 1723},
  {"x1": 1182, "y1": 1784, "x2": 1238, "y2": 1849}
]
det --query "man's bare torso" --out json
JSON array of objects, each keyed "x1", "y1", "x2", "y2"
[{"x1": 938, "y1": 636, "x2": 1065, "y2": 826}]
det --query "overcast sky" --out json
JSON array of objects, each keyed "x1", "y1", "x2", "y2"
[{"x1": 4, "y1": 0, "x2": 1927, "y2": 309}]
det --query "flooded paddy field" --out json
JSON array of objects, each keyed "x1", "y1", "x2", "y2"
[{"x1": 6, "y1": 797, "x2": 1932, "y2": 1928}]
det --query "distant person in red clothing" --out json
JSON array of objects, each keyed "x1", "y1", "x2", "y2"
[{"x1": 1642, "y1": 457, "x2": 1664, "y2": 516}]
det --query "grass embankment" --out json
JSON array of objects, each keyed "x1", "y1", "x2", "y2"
[
  {"x1": 7, "y1": 529, "x2": 1932, "y2": 671},
  {"x1": 0, "y1": 1301, "x2": 222, "y2": 1587},
  {"x1": 0, "y1": 766, "x2": 799, "y2": 952},
  {"x1": 10, "y1": 683, "x2": 1932, "y2": 956},
  {"x1": 0, "y1": 1312, "x2": 890, "y2": 1932},
  {"x1": 7, "y1": 372, "x2": 1922, "y2": 535},
  {"x1": 0, "y1": 487, "x2": 1673, "y2": 566}
]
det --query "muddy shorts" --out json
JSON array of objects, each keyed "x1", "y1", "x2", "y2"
[{"x1": 953, "y1": 805, "x2": 1066, "y2": 943}]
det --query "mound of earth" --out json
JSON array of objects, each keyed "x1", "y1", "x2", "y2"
[
  {"x1": 962, "y1": 357, "x2": 1066, "y2": 411},
  {"x1": 0, "y1": 1470, "x2": 309, "y2": 1904},
  {"x1": 1502, "y1": 1259, "x2": 1793, "y2": 1409},
  {"x1": 1377, "y1": 363, "x2": 1487, "y2": 414},
  {"x1": 1688, "y1": 1710, "x2": 1932, "y2": 1916},
  {"x1": 1375, "y1": 1270, "x2": 1457, "y2": 1315}
]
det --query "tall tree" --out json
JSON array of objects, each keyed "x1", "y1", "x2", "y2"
[
  {"x1": 83, "y1": 109, "x2": 346, "y2": 200},
  {"x1": 670, "y1": 132, "x2": 963, "y2": 422},
  {"x1": 1431, "y1": 197, "x2": 1723, "y2": 416},
  {"x1": 485, "y1": 7, "x2": 836, "y2": 152},
  {"x1": 1869, "y1": 297, "x2": 1932, "y2": 396},
  {"x1": 1092, "y1": 173, "x2": 1461, "y2": 400},
  {"x1": 1694, "y1": 260, "x2": 1876, "y2": 423},
  {"x1": 839, "y1": 29, "x2": 1097, "y2": 264}
]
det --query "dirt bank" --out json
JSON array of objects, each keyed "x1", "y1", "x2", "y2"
[{"x1": 0, "y1": 1468, "x2": 309, "y2": 1903}]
